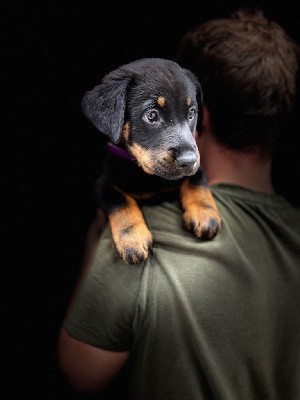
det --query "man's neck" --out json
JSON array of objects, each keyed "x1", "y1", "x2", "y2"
[
  {"x1": 200, "y1": 140, "x2": 274, "y2": 194},
  {"x1": 198, "y1": 106, "x2": 275, "y2": 194}
]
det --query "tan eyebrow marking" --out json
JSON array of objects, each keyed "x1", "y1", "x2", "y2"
[
  {"x1": 157, "y1": 96, "x2": 166, "y2": 107},
  {"x1": 187, "y1": 97, "x2": 192, "y2": 106}
]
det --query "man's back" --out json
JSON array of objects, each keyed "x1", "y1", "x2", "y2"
[{"x1": 65, "y1": 184, "x2": 300, "y2": 399}]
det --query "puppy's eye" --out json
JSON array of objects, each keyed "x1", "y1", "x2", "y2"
[
  {"x1": 144, "y1": 109, "x2": 159, "y2": 123},
  {"x1": 188, "y1": 108, "x2": 197, "y2": 120}
]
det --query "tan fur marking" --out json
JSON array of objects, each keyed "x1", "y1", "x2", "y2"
[
  {"x1": 128, "y1": 143, "x2": 155, "y2": 174},
  {"x1": 187, "y1": 97, "x2": 192, "y2": 106},
  {"x1": 161, "y1": 149, "x2": 174, "y2": 163},
  {"x1": 122, "y1": 122, "x2": 130, "y2": 142},
  {"x1": 180, "y1": 180, "x2": 221, "y2": 239},
  {"x1": 157, "y1": 96, "x2": 166, "y2": 107},
  {"x1": 109, "y1": 194, "x2": 153, "y2": 264}
]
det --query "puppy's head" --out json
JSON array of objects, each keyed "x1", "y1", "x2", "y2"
[{"x1": 82, "y1": 58, "x2": 202, "y2": 180}]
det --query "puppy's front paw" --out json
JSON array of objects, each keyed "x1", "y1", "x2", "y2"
[
  {"x1": 114, "y1": 223, "x2": 153, "y2": 264},
  {"x1": 180, "y1": 181, "x2": 221, "y2": 240},
  {"x1": 183, "y1": 206, "x2": 221, "y2": 240}
]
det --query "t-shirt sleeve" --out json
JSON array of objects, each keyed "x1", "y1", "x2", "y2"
[{"x1": 63, "y1": 224, "x2": 145, "y2": 351}]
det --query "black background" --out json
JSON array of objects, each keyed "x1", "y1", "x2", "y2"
[{"x1": 3, "y1": 1, "x2": 300, "y2": 398}]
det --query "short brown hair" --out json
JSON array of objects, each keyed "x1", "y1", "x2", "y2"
[{"x1": 177, "y1": 8, "x2": 299, "y2": 153}]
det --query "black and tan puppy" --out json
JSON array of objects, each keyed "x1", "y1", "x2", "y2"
[{"x1": 82, "y1": 58, "x2": 221, "y2": 264}]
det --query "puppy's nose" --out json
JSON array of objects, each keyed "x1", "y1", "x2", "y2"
[{"x1": 174, "y1": 149, "x2": 197, "y2": 168}]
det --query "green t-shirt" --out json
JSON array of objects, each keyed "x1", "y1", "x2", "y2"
[{"x1": 65, "y1": 184, "x2": 300, "y2": 399}]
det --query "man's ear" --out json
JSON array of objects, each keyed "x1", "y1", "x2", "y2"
[
  {"x1": 182, "y1": 68, "x2": 203, "y2": 132},
  {"x1": 201, "y1": 105, "x2": 211, "y2": 134},
  {"x1": 81, "y1": 69, "x2": 132, "y2": 144}
]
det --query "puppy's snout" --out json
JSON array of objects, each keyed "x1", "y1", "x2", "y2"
[{"x1": 172, "y1": 148, "x2": 197, "y2": 168}]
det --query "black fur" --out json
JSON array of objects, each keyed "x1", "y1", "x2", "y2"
[{"x1": 82, "y1": 58, "x2": 220, "y2": 264}]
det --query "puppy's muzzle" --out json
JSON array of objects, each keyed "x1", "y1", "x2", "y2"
[
  {"x1": 173, "y1": 147, "x2": 198, "y2": 169},
  {"x1": 168, "y1": 144, "x2": 199, "y2": 175}
]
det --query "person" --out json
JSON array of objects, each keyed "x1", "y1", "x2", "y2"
[{"x1": 58, "y1": 8, "x2": 300, "y2": 399}]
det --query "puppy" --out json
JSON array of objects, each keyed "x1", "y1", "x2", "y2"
[{"x1": 82, "y1": 58, "x2": 221, "y2": 264}]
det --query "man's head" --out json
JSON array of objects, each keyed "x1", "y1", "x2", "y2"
[{"x1": 177, "y1": 8, "x2": 299, "y2": 155}]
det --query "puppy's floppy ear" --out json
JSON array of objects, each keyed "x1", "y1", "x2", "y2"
[
  {"x1": 183, "y1": 68, "x2": 203, "y2": 131},
  {"x1": 81, "y1": 68, "x2": 131, "y2": 143}
]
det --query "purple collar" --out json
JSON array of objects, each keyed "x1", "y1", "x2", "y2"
[{"x1": 106, "y1": 142, "x2": 134, "y2": 162}]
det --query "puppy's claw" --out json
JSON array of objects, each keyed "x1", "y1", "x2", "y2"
[
  {"x1": 113, "y1": 224, "x2": 153, "y2": 264},
  {"x1": 196, "y1": 218, "x2": 221, "y2": 240},
  {"x1": 125, "y1": 247, "x2": 150, "y2": 264},
  {"x1": 184, "y1": 211, "x2": 221, "y2": 240}
]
